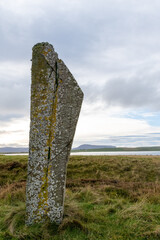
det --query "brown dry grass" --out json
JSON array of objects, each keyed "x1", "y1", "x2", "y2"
[{"x1": 0, "y1": 181, "x2": 26, "y2": 199}]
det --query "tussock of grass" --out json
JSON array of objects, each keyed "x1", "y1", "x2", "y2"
[
  {"x1": 58, "y1": 219, "x2": 88, "y2": 233},
  {"x1": 74, "y1": 186, "x2": 98, "y2": 202},
  {"x1": 4, "y1": 205, "x2": 26, "y2": 234},
  {"x1": 1, "y1": 155, "x2": 160, "y2": 239}
]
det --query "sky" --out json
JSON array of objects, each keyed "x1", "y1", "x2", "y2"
[{"x1": 1, "y1": 0, "x2": 160, "y2": 148}]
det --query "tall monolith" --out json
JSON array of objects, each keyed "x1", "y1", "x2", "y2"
[{"x1": 26, "y1": 42, "x2": 83, "y2": 225}]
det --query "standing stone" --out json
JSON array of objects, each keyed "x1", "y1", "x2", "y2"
[{"x1": 26, "y1": 42, "x2": 83, "y2": 225}]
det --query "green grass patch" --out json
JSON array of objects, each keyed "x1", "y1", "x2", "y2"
[{"x1": 0, "y1": 155, "x2": 160, "y2": 239}]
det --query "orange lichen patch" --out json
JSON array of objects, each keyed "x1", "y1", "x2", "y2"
[
  {"x1": 37, "y1": 165, "x2": 52, "y2": 217},
  {"x1": 31, "y1": 87, "x2": 49, "y2": 121},
  {"x1": 42, "y1": 49, "x2": 52, "y2": 56},
  {"x1": 33, "y1": 129, "x2": 39, "y2": 133}
]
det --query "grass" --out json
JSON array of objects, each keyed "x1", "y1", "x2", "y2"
[{"x1": 0, "y1": 155, "x2": 160, "y2": 239}]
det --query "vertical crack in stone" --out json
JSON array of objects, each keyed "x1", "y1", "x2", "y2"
[
  {"x1": 39, "y1": 61, "x2": 59, "y2": 218},
  {"x1": 55, "y1": 61, "x2": 59, "y2": 87},
  {"x1": 47, "y1": 61, "x2": 59, "y2": 161}
]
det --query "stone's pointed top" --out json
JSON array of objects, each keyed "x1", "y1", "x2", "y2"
[
  {"x1": 32, "y1": 42, "x2": 58, "y2": 68},
  {"x1": 33, "y1": 42, "x2": 54, "y2": 51}
]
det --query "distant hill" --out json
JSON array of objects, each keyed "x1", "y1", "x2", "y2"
[
  {"x1": 72, "y1": 145, "x2": 160, "y2": 152},
  {"x1": 0, "y1": 147, "x2": 29, "y2": 153},
  {"x1": 73, "y1": 144, "x2": 116, "y2": 150}
]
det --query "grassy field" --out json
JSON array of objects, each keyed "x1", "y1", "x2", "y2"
[{"x1": 1, "y1": 155, "x2": 160, "y2": 239}]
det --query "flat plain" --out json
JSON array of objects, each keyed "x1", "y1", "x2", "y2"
[{"x1": 1, "y1": 155, "x2": 160, "y2": 240}]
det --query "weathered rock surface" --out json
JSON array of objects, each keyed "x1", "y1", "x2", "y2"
[{"x1": 26, "y1": 42, "x2": 83, "y2": 225}]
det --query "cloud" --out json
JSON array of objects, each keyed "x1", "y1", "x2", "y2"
[
  {"x1": 81, "y1": 67, "x2": 160, "y2": 112},
  {"x1": 0, "y1": 117, "x2": 29, "y2": 147},
  {"x1": 75, "y1": 108, "x2": 154, "y2": 140},
  {"x1": 101, "y1": 74, "x2": 160, "y2": 110},
  {"x1": 0, "y1": 61, "x2": 30, "y2": 116},
  {"x1": 1, "y1": 0, "x2": 160, "y2": 147}
]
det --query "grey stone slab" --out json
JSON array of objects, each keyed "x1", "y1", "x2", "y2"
[{"x1": 26, "y1": 42, "x2": 83, "y2": 225}]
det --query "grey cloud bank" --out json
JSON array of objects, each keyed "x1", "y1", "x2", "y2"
[
  {"x1": 83, "y1": 72, "x2": 160, "y2": 111},
  {"x1": 0, "y1": 0, "x2": 160, "y2": 147}
]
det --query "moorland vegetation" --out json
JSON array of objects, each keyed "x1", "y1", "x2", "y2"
[{"x1": 0, "y1": 155, "x2": 160, "y2": 239}]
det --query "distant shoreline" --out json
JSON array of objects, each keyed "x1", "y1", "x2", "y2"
[
  {"x1": 72, "y1": 146, "x2": 160, "y2": 152},
  {"x1": 1, "y1": 146, "x2": 160, "y2": 154}
]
